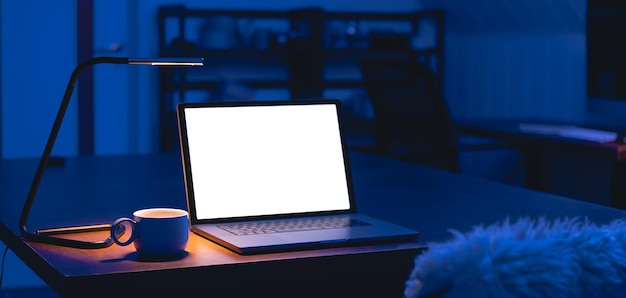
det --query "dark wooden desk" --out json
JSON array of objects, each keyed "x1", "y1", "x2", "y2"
[
  {"x1": 2, "y1": 151, "x2": 626, "y2": 297},
  {"x1": 0, "y1": 152, "x2": 420, "y2": 297},
  {"x1": 457, "y1": 118, "x2": 626, "y2": 208}
]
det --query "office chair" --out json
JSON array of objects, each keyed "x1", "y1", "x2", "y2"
[{"x1": 357, "y1": 57, "x2": 513, "y2": 173}]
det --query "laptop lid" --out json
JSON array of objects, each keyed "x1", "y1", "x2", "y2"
[{"x1": 177, "y1": 100, "x2": 356, "y2": 224}]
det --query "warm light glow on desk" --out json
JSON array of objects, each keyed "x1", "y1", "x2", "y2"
[{"x1": 19, "y1": 56, "x2": 203, "y2": 249}]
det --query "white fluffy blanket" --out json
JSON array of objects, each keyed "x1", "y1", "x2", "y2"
[{"x1": 404, "y1": 217, "x2": 626, "y2": 298}]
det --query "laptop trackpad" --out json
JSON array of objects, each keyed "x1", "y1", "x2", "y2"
[{"x1": 276, "y1": 229, "x2": 350, "y2": 243}]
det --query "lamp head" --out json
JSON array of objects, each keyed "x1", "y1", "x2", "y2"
[{"x1": 128, "y1": 57, "x2": 204, "y2": 66}]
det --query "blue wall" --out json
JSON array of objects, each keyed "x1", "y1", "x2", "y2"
[
  {"x1": 423, "y1": 0, "x2": 626, "y2": 124},
  {"x1": 1, "y1": 1, "x2": 77, "y2": 159}
]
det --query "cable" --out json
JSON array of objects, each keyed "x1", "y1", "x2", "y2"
[{"x1": 0, "y1": 244, "x2": 8, "y2": 290}]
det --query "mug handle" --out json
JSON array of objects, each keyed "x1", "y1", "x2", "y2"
[{"x1": 110, "y1": 217, "x2": 137, "y2": 246}]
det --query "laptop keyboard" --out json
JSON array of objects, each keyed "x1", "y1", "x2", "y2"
[{"x1": 218, "y1": 217, "x2": 371, "y2": 236}]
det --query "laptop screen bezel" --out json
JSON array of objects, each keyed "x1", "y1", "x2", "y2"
[{"x1": 176, "y1": 99, "x2": 358, "y2": 224}]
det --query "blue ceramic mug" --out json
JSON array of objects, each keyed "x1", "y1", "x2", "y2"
[{"x1": 110, "y1": 208, "x2": 189, "y2": 257}]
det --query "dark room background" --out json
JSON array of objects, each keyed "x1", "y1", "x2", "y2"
[
  {"x1": 1, "y1": 0, "x2": 626, "y2": 290},
  {"x1": 3, "y1": 0, "x2": 624, "y2": 160}
]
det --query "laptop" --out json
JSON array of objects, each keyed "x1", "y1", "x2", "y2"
[{"x1": 177, "y1": 99, "x2": 419, "y2": 254}]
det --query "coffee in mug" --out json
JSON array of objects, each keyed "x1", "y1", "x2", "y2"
[{"x1": 110, "y1": 208, "x2": 189, "y2": 257}]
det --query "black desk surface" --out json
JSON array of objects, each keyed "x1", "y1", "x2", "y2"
[
  {"x1": 456, "y1": 118, "x2": 626, "y2": 209},
  {"x1": 456, "y1": 118, "x2": 626, "y2": 160},
  {"x1": 1, "y1": 151, "x2": 625, "y2": 297}
]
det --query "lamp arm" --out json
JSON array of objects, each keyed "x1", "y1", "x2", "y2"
[
  {"x1": 16, "y1": 56, "x2": 201, "y2": 249},
  {"x1": 18, "y1": 57, "x2": 129, "y2": 248}
]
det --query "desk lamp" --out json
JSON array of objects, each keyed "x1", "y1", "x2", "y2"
[{"x1": 18, "y1": 57, "x2": 203, "y2": 249}]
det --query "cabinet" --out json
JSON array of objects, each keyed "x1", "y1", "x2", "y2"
[{"x1": 158, "y1": 5, "x2": 444, "y2": 151}]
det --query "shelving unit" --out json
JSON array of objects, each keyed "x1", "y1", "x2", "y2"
[{"x1": 157, "y1": 5, "x2": 444, "y2": 151}]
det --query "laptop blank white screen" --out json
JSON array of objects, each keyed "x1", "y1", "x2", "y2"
[{"x1": 182, "y1": 103, "x2": 351, "y2": 220}]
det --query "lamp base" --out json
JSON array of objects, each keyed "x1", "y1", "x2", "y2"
[
  {"x1": 20, "y1": 223, "x2": 122, "y2": 249},
  {"x1": 37, "y1": 223, "x2": 112, "y2": 235}
]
